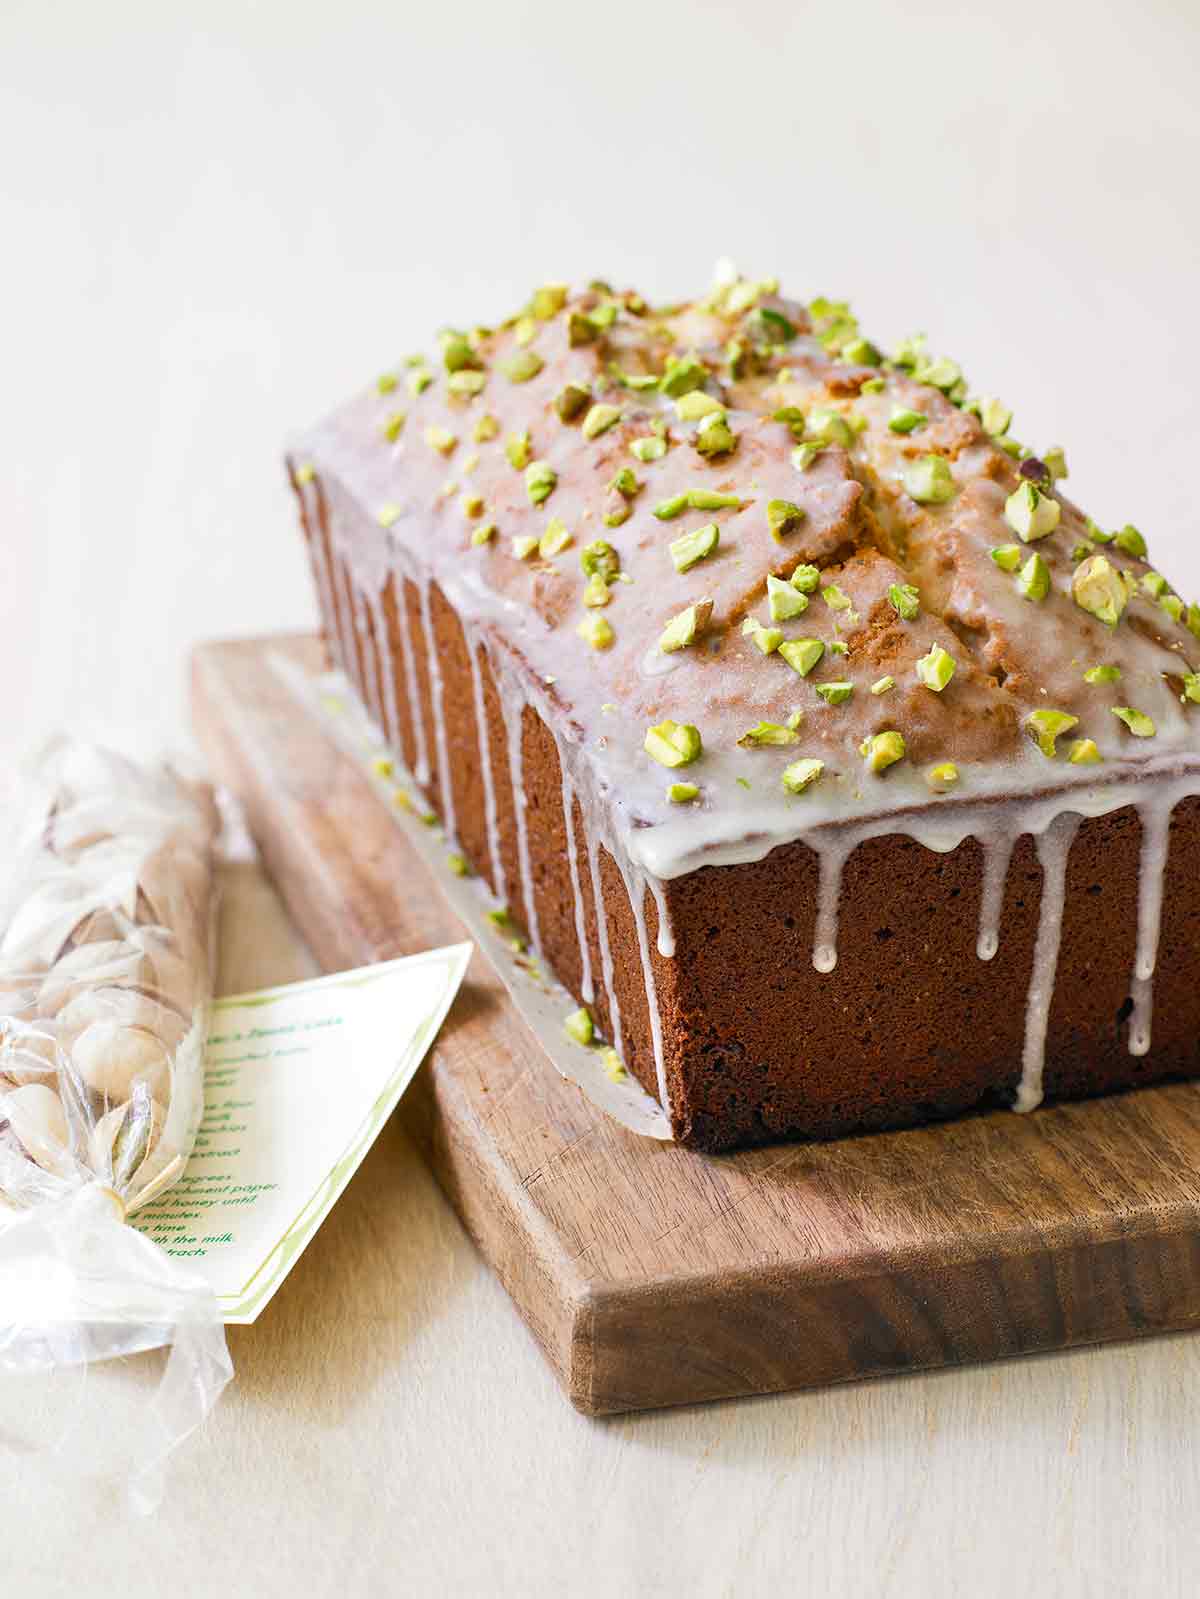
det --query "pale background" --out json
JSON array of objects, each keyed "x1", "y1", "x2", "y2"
[{"x1": 3, "y1": 0, "x2": 1200, "y2": 1593}]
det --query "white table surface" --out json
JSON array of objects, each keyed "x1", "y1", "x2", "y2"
[{"x1": 3, "y1": 1, "x2": 1200, "y2": 1592}]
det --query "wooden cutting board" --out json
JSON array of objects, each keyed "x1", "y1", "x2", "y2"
[{"x1": 193, "y1": 634, "x2": 1200, "y2": 1415}]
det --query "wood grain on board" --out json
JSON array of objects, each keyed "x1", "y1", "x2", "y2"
[{"x1": 192, "y1": 634, "x2": 1200, "y2": 1415}]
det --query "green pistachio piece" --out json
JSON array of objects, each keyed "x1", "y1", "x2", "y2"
[
  {"x1": 1071, "y1": 541, "x2": 1095, "y2": 562},
  {"x1": 1181, "y1": 674, "x2": 1200, "y2": 705},
  {"x1": 666, "y1": 782, "x2": 699, "y2": 803},
  {"x1": 767, "y1": 499, "x2": 806, "y2": 541},
  {"x1": 531, "y1": 283, "x2": 568, "y2": 320},
  {"x1": 773, "y1": 405, "x2": 806, "y2": 435},
  {"x1": 617, "y1": 371, "x2": 660, "y2": 392},
  {"x1": 767, "y1": 574, "x2": 808, "y2": 620},
  {"x1": 1111, "y1": 706, "x2": 1156, "y2": 737},
  {"x1": 915, "y1": 643, "x2": 956, "y2": 692},
  {"x1": 580, "y1": 539, "x2": 620, "y2": 579},
  {"x1": 644, "y1": 719, "x2": 702, "y2": 768},
  {"x1": 1024, "y1": 709, "x2": 1079, "y2": 758},
  {"x1": 631, "y1": 435, "x2": 668, "y2": 463},
  {"x1": 786, "y1": 709, "x2": 805, "y2": 730},
  {"x1": 567, "y1": 312, "x2": 599, "y2": 347},
  {"x1": 577, "y1": 615, "x2": 615, "y2": 650},
  {"x1": 377, "y1": 372, "x2": 398, "y2": 393},
  {"x1": 659, "y1": 354, "x2": 708, "y2": 397},
  {"x1": 741, "y1": 617, "x2": 784, "y2": 654},
  {"x1": 583, "y1": 574, "x2": 611, "y2": 607},
  {"x1": 887, "y1": 582, "x2": 921, "y2": 620},
  {"x1": 512, "y1": 535, "x2": 538, "y2": 560},
  {"x1": 447, "y1": 370, "x2": 487, "y2": 397},
  {"x1": 694, "y1": 411, "x2": 736, "y2": 457},
  {"x1": 1072, "y1": 555, "x2": 1128, "y2": 626},
  {"x1": 294, "y1": 462, "x2": 316, "y2": 485},
  {"x1": 926, "y1": 762, "x2": 959, "y2": 792},
  {"x1": 781, "y1": 757, "x2": 825, "y2": 794},
  {"x1": 821, "y1": 583, "x2": 852, "y2": 611},
  {"x1": 654, "y1": 494, "x2": 689, "y2": 520},
  {"x1": 440, "y1": 332, "x2": 482, "y2": 373},
  {"x1": 969, "y1": 395, "x2": 1013, "y2": 437},
  {"x1": 745, "y1": 306, "x2": 797, "y2": 345},
  {"x1": 1115, "y1": 524, "x2": 1147, "y2": 558},
  {"x1": 554, "y1": 383, "x2": 591, "y2": 422},
  {"x1": 841, "y1": 336, "x2": 881, "y2": 366},
  {"x1": 1084, "y1": 664, "x2": 1121, "y2": 684},
  {"x1": 564, "y1": 1006, "x2": 593, "y2": 1046},
  {"x1": 913, "y1": 354, "x2": 963, "y2": 392},
  {"x1": 669, "y1": 522, "x2": 720, "y2": 572},
  {"x1": 473, "y1": 414, "x2": 500, "y2": 443},
  {"x1": 860, "y1": 731, "x2": 906, "y2": 773},
  {"x1": 675, "y1": 391, "x2": 723, "y2": 421},
  {"x1": 1042, "y1": 446, "x2": 1068, "y2": 481},
  {"x1": 603, "y1": 503, "x2": 630, "y2": 528},
  {"x1": 424, "y1": 425, "x2": 458, "y2": 455},
  {"x1": 659, "y1": 598, "x2": 713, "y2": 653},
  {"x1": 1161, "y1": 594, "x2": 1184, "y2": 623},
  {"x1": 539, "y1": 517, "x2": 572, "y2": 558},
  {"x1": 870, "y1": 675, "x2": 895, "y2": 695},
  {"x1": 779, "y1": 638, "x2": 825, "y2": 677},
  {"x1": 1084, "y1": 518, "x2": 1114, "y2": 543},
  {"x1": 688, "y1": 489, "x2": 743, "y2": 510},
  {"x1": 860, "y1": 376, "x2": 887, "y2": 394},
  {"x1": 888, "y1": 407, "x2": 927, "y2": 435},
  {"x1": 1017, "y1": 551, "x2": 1051, "y2": 602},
  {"x1": 891, "y1": 332, "x2": 926, "y2": 369},
  {"x1": 461, "y1": 492, "x2": 485, "y2": 518},
  {"x1": 791, "y1": 441, "x2": 824, "y2": 472},
  {"x1": 904, "y1": 454, "x2": 956, "y2": 504},
  {"x1": 525, "y1": 460, "x2": 557, "y2": 505},
  {"x1": 471, "y1": 521, "x2": 497, "y2": 547},
  {"x1": 738, "y1": 721, "x2": 800, "y2": 748},
  {"x1": 1067, "y1": 738, "x2": 1102, "y2": 765},
  {"x1": 582, "y1": 403, "x2": 622, "y2": 439},
  {"x1": 607, "y1": 467, "x2": 640, "y2": 500},
  {"x1": 407, "y1": 367, "x2": 434, "y2": 396},
  {"x1": 446, "y1": 852, "x2": 470, "y2": 877},
  {"x1": 1005, "y1": 481, "x2": 1060, "y2": 541},
  {"x1": 501, "y1": 349, "x2": 544, "y2": 384},
  {"x1": 815, "y1": 680, "x2": 854, "y2": 705},
  {"x1": 513, "y1": 315, "x2": 536, "y2": 347},
  {"x1": 506, "y1": 430, "x2": 532, "y2": 469},
  {"x1": 1188, "y1": 603, "x2": 1200, "y2": 640},
  {"x1": 806, "y1": 407, "x2": 853, "y2": 447},
  {"x1": 379, "y1": 410, "x2": 406, "y2": 443},
  {"x1": 377, "y1": 502, "x2": 401, "y2": 528},
  {"x1": 829, "y1": 640, "x2": 849, "y2": 655},
  {"x1": 600, "y1": 1047, "x2": 627, "y2": 1082},
  {"x1": 790, "y1": 564, "x2": 820, "y2": 594}
]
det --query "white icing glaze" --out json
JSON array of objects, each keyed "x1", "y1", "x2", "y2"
[
  {"x1": 1016, "y1": 812, "x2": 1081, "y2": 1113},
  {"x1": 976, "y1": 832, "x2": 1016, "y2": 962},
  {"x1": 464, "y1": 622, "x2": 508, "y2": 906},
  {"x1": 559, "y1": 763, "x2": 594, "y2": 1004},
  {"x1": 417, "y1": 577, "x2": 457, "y2": 845}
]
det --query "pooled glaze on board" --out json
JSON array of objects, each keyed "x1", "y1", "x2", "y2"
[{"x1": 289, "y1": 274, "x2": 1200, "y2": 1125}]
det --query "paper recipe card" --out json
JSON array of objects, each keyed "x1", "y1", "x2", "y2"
[{"x1": 133, "y1": 944, "x2": 471, "y2": 1324}]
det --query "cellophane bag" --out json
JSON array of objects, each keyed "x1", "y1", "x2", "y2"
[{"x1": 0, "y1": 740, "x2": 232, "y2": 1511}]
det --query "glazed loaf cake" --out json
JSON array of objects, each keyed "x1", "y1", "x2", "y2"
[{"x1": 288, "y1": 272, "x2": 1200, "y2": 1151}]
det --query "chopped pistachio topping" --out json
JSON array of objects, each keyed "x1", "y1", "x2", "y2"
[
  {"x1": 659, "y1": 598, "x2": 713, "y2": 653},
  {"x1": 694, "y1": 410, "x2": 736, "y2": 457},
  {"x1": 659, "y1": 354, "x2": 707, "y2": 397},
  {"x1": 444, "y1": 852, "x2": 470, "y2": 879},
  {"x1": 505, "y1": 430, "x2": 532, "y2": 469},
  {"x1": 815, "y1": 680, "x2": 854, "y2": 705},
  {"x1": 887, "y1": 582, "x2": 921, "y2": 621},
  {"x1": 447, "y1": 370, "x2": 486, "y2": 397},
  {"x1": 773, "y1": 405, "x2": 806, "y2": 435},
  {"x1": 741, "y1": 617, "x2": 784, "y2": 654},
  {"x1": 747, "y1": 305, "x2": 797, "y2": 345},
  {"x1": 860, "y1": 730, "x2": 906, "y2": 773},
  {"x1": 779, "y1": 637, "x2": 825, "y2": 677},
  {"x1": 1017, "y1": 551, "x2": 1050, "y2": 602},
  {"x1": 926, "y1": 762, "x2": 959, "y2": 792},
  {"x1": 1084, "y1": 664, "x2": 1121, "y2": 684},
  {"x1": 582, "y1": 402, "x2": 623, "y2": 439},
  {"x1": 1067, "y1": 738, "x2": 1102, "y2": 765},
  {"x1": 915, "y1": 643, "x2": 956, "y2": 692},
  {"x1": 738, "y1": 721, "x2": 800, "y2": 748},
  {"x1": 644, "y1": 719, "x2": 702, "y2": 768},
  {"x1": 654, "y1": 493, "x2": 688, "y2": 520},
  {"x1": 577, "y1": 615, "x2": 615, "y2": 650},
  {"x1": 501, "y1": 349, "x2": 544, "y2": 384},
  {"x1": 767, "y1": 499, "x2": 806, "y2": 542},
  {"x1": 841, "y1": 336, "x2": 881, "y2": 366},
  {"x1": 1188, "y1": 604, "x2": 1200, "y2": 640},
  {"x1": 377, "y1": 502, "x2": 401, "y2": 528},
  {"x1": 531, "y1": 283, "x2": 568, "y2": 320},
  {"x1": 821, "y1": 583, "x2": 852, "y2": 611},
  {"x1": 860, "y1": 377, "x2": 886, "y2": 394},
  {"x1": 969, "y1": 395, "x2": 1013, "y2": 436},
  {"x1": 666, "y1": 782, "x2": 699, "y2": 804},
  {"x1": 829, "y1": 640, "x2": 848, "y2": 655},
  {"x1": 583, "y1": 574, "x2": 610, "y2": 607},
  {"x1": 554, "y1": 382, "x2": 591, "y2": 422},
  {"x1": 1111, "y1": 706, "x2": 1156, "y2": 737},
  {"x1": 688, "y1": 489, "x2": 743, "y2": 510},
  {"x1": 564, "y1": 1006, "x2": 593, "y2": 1046},
  {"x1": 1004, "y1": 480, "x2": 1060, "y2": 541},
  {"x1": 512, "y1": 535, "x2": 538, "y2": 560},
  {"x1": 460, "y1": 492, "x2": 485, "y2": 518},
  {"x1": 539, "y1": 517, "x2": 572, "y2": 558},
  {"x1": 791, "y1": 441, "x2": 824, "y2": 472},
  {"x1": 471, "y1": 520, "x2": 497, "y2": 547},
  {"x1": 888, "y1": 406, "x2": 927, "y2": 435},
  {"x1": 377, "y1": 372, "x2": 398, "y2": 393},
  {"x1": 407, "y1": 367, "x2": 434, "y2": 396},
  {"x1": 1071, "y1": 554, "x2": 1128, "y2": 627},
  {"x1": 806, "y1": 407, "x2": 853, "y2": 447},
  {"x1": 781, "y1": 757, "x2": 825, "y2": 794},
  {"x1": 295, "y1": 462, "x2": 316, "y2": 485},
  {"x1": 1071, "y1": 541, "x2": 1095, "y2": 562},
  {"x1": 790, "y1": 564, "x2": 820, "y2": 594},
  {"x1": 608, "y1": 467, "x2": 641, "y2": 500},
  {"x1": 424, "y1": 425, "x2": 457, "y2": 455},
  {"x1": 601, "y1": 1046, "x2": 627, "y2": 1081},
  {"x1": 1181, "y1": 674, "x2": 1200, "y2": 705},
  {"x1": 473, "y1": 413, "x2": 499, "y2": 443},
  {"x1": 669, "y1": 521, "x2": 720, "y2": 572},
  {"x1": 1115, "y1": 524, "x2": 1147, "y2": 558},
  {"x1": 903, "y1": 454, "x2": 956, "y2": 504},
  {"x1": 565, "y1": 311, "x2": 598, "y2": 347},
  {"x1": 870, "y1": 675, "x2": 895, "y2": 695},
  {"x1": 525, "y1": 460, "x2": 557, "y2": 505},
  {"x1": 767, "y1": 573, "x2": 808, "y2": 620},
  {"x1": 1042, "y1": 445, "x2": 1068, "y2": 482},
  {"x1": 675, "y1": 390, "x2": 723, "y2": 421},
  {"x1": 380, "y1": 410, "x2": 407, "y2": 442},
  {"x1": 1024, "y1": 708, "x2": 1079, "y2": 758},
  {"x1": 440, "y1": 332, "x2": 481, "y2": 373},
  {"x1": 580, "y1": 539, "x2": 620, "y2": 579},
  {"x1": 1161, "y1": 594, "x2": 1184, "y2": 623},
  {"x1": 631, "y1": 434, "x2": 668, "y2": 463}
]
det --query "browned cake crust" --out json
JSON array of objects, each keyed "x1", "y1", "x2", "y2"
[{"x1": 289, "y1": 274, "x2": 1200, "y2": 1150}]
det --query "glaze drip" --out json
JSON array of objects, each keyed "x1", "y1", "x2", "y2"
[
  {"x1": 1015, "y1": 811, "x2": 1082, "y2": 1113},
  {"x1": 1129, "y1": 794, "x2": 1173, "y2": 1057}
]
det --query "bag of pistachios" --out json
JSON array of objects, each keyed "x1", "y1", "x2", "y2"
[{"x1": 0, "y1": 739, "x2": 232, "y2": 1511}]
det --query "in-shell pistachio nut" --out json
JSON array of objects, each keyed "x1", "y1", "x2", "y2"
[{"x1": 3, "y1": 1083, "x2": 72, "y2": 1176}]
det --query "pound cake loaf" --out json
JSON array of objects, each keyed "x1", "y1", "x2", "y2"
[{"x1": 288, "y1": 270, "x2": 1200, "y2": 1151}]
